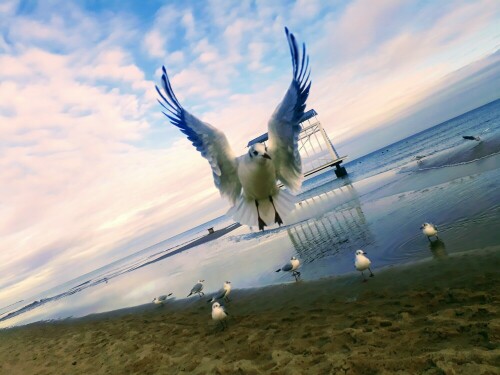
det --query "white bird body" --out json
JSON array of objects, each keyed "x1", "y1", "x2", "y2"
[
  {"x1": 354, "y1": 250, "x2": 374, "y2": 281},
  {"x1": 276, "y1": 256, "x2": 301, "y2": 281},
  {"x1": 421, "y1": 223, "x2": 438, "y2": 238},
  {"x1": 237, "y1": 150, "x2": 278, "y2": 200},
  {"x1": 290, "y1": 258, "x2": 300, "y2": 271},
  {"x1": 223, "y1": 281, "x2": 231, "y2": 298},
  {"x1": 355, "y1": 253, "x2": 371, "y2": 271},
  {"x1": 156, "y1": 28, "x2": 310, "y2": 231},
  {"x1": 211, "y1": 302, "x2": 227, "y2": 321}
]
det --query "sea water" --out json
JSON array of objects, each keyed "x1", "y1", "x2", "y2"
[{"x1": 1, "y1": 100, "x2": 499, "y2": 328}]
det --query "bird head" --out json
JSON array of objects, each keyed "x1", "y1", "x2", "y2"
[
  {"x1": 291, "y1": 256, "x2": 297, "y2": 260},
  {"x1": 421, "y1": 223, "x2": 429, "y2": 229},
  {"x1": 198, "y1": 279, "x2": 205, "y2": 283},
  {"x1": 212, "y1": 302, "x2": 220, "y2": 309},
  {"x1": 355, "y1": 250, "x2": 366, "y2": 256},
  {"x1": 248, "y1": 143, "x2": 271, "y2": 162}
]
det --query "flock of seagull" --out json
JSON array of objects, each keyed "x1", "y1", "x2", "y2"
[
  {"x1": 152, "y1": 21, "x2": 445, "y2": 331},
  {"x1": 152, "y1": 223, "x2": 439, "y2": 330}
]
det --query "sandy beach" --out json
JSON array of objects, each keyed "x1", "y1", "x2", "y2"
[{"x1": 1, "y1": 246, "x2": 498, "y2": 375}]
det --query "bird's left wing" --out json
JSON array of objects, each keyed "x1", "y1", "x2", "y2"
[
  {"x1": 156, "y1": 67, "x2": 242, "y2": 204},
  {"x1": 267, "y1": 28, "x2": 311, "y2": 192}
]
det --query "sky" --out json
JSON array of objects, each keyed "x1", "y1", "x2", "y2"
[{"x1": 1, "y1": 0, "x2": 499, "y2": 305}]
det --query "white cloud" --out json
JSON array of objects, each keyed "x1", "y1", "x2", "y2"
[{"x1": 1, "y1": 0, "x2": 499, "y2": 308}]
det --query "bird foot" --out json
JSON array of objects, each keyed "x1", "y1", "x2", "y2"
[
  {"x1": 274, "y1": 212, "x2": 283, "y2": 226},
  {"x1": 258, "y1": 217, "x2": 267, "y2": 231}
]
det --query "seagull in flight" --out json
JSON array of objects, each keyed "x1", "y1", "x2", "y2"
[{"x1": 156, "y1": 27, "x2": 311, "y2": 231}]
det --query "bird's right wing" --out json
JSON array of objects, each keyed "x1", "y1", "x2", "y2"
[{"x1": 156, "y1": 67, "x2": 242, "y2": 204}]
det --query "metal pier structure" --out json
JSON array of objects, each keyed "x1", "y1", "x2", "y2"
[{"x1": 247, "y1": 109, "x2": 348, "y2": 179}]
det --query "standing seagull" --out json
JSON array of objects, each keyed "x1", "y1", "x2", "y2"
[
  {"x1": 421, "y1": 222, "x2": 438, "y2": 241},
  {"x1": 156, "y1": 28, "x2": 311, "y2": 231},
  {"x1": 207, "y1": 281, "x2": 232, "y2": 303},
  {"x1": 276, "y1": 256, "x2": 301, "y2": 281},
  {"x1": 152, "y1": 293, "x2": 173, "y2": 305},
  {"x1": 187, "y1": 280, "x2": 205, "y2": 298},
  {"x1": 354, "y1": 250, "x2": 374, "y2": 282},
  {"x1": 211, "y1": 302, "x2": 228, "y2": 330}
]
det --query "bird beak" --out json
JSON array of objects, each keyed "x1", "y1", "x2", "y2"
[
  {"x1": 263, "y1": 153, "x2": 271, "y2": 159},
  {"x1": 363, "y1": 252, "x2": 367, "y2": 255}
]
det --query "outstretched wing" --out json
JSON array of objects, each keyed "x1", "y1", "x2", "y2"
[
  {"x1": 156, "y1": 67, "x2": 242, "y2": 204},
  {"x1": 267, "y1": 27, "x2": 311, "y2": 192}
]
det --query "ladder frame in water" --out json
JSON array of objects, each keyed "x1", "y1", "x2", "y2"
[{"x1": 246, "y1": 109, "x2": 348, "y2": 180}]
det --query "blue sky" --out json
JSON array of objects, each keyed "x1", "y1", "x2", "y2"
[{"x1": 0, "y1": 0, "x2": 499, "y2": 304}]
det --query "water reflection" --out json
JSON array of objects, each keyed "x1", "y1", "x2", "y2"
[
  {"x1": 287, "y1": 182, "x2": 375, "y2": 264},
  {"x1": 429, "y1": 239, "x2": 448, "y2": 260}
]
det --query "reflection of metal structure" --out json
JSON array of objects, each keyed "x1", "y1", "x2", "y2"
[
  {"x1": 287, "y1": 183, "x2": 374, "y2": 263},
  {"x1": 247, "y1": 109, "x2": 348, "y2": 179}
]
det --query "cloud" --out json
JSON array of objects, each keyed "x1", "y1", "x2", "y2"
[{"x1": 1, "y1": 0, "x2": 499, "y2": 308}]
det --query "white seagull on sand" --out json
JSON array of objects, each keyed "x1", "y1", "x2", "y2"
[
  {"x1": 421, "y1": 222, "x2": 439, "y2": 241},
  {"x1": 211, "y1": 302, "x2": 228, "y2": 330},
  {"x1": 156, "y1": 27, "x2": 311, "y2": 231},
  {"x1": 276, "y1": 256, "x2": 301, "y2": 281},
  {"x1": 207, "y1": 281, "x2": 232, "y2": 303},
  {"x1": 187, "y1": 280, "x2": 205, "y2": 298},
  {"x1": 152, "y1": 293, "x2": 173, "y2": 305},
  {"x1": 354, "y1": 250, "x2": 374, "y2": 282}
]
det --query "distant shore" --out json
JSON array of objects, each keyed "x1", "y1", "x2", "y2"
[{"x1": 1, "y1": 246, "x2": 498, "y2": 374}]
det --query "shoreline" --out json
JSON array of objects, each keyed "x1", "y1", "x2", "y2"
[{"x1": 1, "y1": 246, "x2": 498, "y2": 374}]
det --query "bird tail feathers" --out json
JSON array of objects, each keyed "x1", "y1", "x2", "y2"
[{"x1": 228, "y1": 189, "x2": 297, "y2": 228}]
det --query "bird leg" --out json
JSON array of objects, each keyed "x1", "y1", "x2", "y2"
[
  {"x1": 269, "y1": 196, "x2": 283, "y2": 226},
  {"x1": 361, "y1": 271, "x2": 367, "y2": 282},
  {"x1": 255, "y1": 200, "x2": 267, "y2": 231},
  {"x1": 368, "y1": 268, "x2": 374, "y2": 277}
]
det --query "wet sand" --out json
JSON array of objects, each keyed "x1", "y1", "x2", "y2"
[{"x1": 1, "y1": 246, "x2": 498, "y2": 375}]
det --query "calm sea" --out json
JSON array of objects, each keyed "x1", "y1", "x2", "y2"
[{"x1": 1, "y1": 99, "x2": 499, "y2": 328}]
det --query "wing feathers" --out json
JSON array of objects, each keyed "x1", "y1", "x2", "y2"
[
  {"x1": 156, "y1": 67, "x2": 242, "y2": 204},
  {"x1": 268, "y1": 28, "x2": 311, "y2": 192}
]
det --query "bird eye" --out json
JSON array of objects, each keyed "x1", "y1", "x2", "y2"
[{"x1": 253, "y1": 151, "x2": 258, "y2": 155}]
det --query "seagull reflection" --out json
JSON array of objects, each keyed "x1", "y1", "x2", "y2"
[{"x1": 429, "y1": 239, "x2": 447, "y2": 260}]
